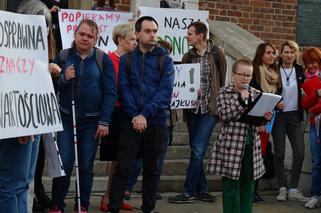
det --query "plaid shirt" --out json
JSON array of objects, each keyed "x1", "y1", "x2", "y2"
[
  {"x1": 193, "y1": 42, "x2": 212, "y2": 114},
  {"x1": 208, "y1": 84, "x2": 265, "y2": 180}
]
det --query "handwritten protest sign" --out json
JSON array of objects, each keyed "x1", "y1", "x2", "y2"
[
  {"x1": 171, "y1": 63, "x2": 200, "y2": 109},
  {"x1": 139, "y1": 7, "x2": 209, "y2": 62},
  {"x1": 0, "y1": 11, "x2": 63, "y2": 139},
  {"x1": 58, "y1": 9, "x2": 133, "y2": 53}
]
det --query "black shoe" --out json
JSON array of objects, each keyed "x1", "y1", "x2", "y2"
[
  {"x1": 156, "y1": 192, "x2": 162, "y2": 200},
  {"x1": 196, "y1": 192, "x2": 216, "y2": 202},
  {"x1": 168, "y1": 193, "x2": 195, "y2": 204},
  {"x1": 34, "y1": 185, "x2": 51, "y2": 208},
  {"x1": 253, "y1": 193, "x2": 265, "y2": 205},
  {"x1": 32, "y1": 197, "x2": 45, "y2": 213}
]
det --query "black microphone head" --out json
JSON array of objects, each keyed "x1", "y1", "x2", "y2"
[{"x1": 242, "y1": 84, "x2": 250, "y2": 90}]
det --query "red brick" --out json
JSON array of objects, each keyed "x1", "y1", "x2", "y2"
[
  {"x1": 228, "y1": 10, "x2": 242, "y2": 17},
  {"x1": 243, "y1": 11, "x2": 250, "y2": 18},
  {"x1": 117, "y1": 5, "x2": 130, "y2": 11},
  {"x1": 250, "y1": 25, "x2": 264, "y2": 31},
  {"x1": 220, "y1": 10, "x2": 227, "y2": 16},
  {"x1": 283, "y1": 0, "x2": 297, "y2": 4},
  {"x1": 260, "y1": 7, "x2": 274, "y2": 13},
  {"x1": 216, "y1": 3, "x2": 230, "y2": 9},
  {"x1": 282, "y1": 10, "x2": 296, "y2": 16},
  {"x1": 286, "y1": 4, "x2": 293, "y2": 9},
  {"x1": 272, "y1": 2, "x2": 286, "y2": 9},
  {"x1": 250, "y1": 0, "x2": 265, "y2": 7},
  {"x1": 239, "y1": 18, "x2": 254, "y2": 24},
  {"x1": 216, "y1": 16, "x2": 230, "y2": 21}
]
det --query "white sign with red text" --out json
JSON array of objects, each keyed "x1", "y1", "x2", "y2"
[
  {"x1": 0, "y1": 11, "x2": 63, "y2": 139},
  {"x1": 58, "y1": 9, "x2": 133, "y2": 53}
]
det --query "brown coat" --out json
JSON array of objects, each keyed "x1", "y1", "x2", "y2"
[
  {"x1": 208, "y1": 84, "x2": 265, "y2": 180},
  {"x1": 182, "y1": 39, "x2": 227, "y2": 120}
]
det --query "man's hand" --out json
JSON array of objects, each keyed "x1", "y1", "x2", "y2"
[
  {"x1": 95, "y1": 125, "x2": 109, "y2": 139},
  {"x1": 18, "y1": 135, "x2": 34, "y2": 144},
  {"x1": 65, "y1": 64, "x2": 75, "y2": 81},
  {"x1": 49, "y1": 5, "x2": 60, "y2": 13},
  {"x1": 132, "y1": 114, "x2": 147, "y2": 133},
  {"x1": 49, "y1": 63, "x2": 61, "y2": 77}
]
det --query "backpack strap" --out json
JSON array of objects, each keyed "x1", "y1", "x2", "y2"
[
  {"x1": 125, "y1": 52, "x2": 166, "y2": 77},
  {"x1": 58, "y1": 48, "x2": 71, "y2": 68},
  {"x1": 158, "y1": 55, "x2": 166, "y2": 77},
  {"x1": 94, "y1": 48, "x2": 105, "y2": 74},
  {"x1": 211, "y1": 45, "x2": 220, "y2": 70}
]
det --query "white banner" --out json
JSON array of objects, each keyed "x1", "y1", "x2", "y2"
[
  {"x1": 171, "y1": 63, "x2": 200, "y2": 109},
  {"x1": 58, "y1": 9, "x2": 133, "y2": 53},
  {"x1": 0, "y1": 11, "x2": 63, "y2": 139},
  {"x1": 139, "y1": 7, "x2": 209, "y2": 62}
]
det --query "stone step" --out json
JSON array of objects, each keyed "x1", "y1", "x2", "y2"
[
  {"x1": 42, "y1": 175, "x2": 223, "y2": 193},
  {"x1": 43, "y1": 157, "x2": 213, "y2": 177}
]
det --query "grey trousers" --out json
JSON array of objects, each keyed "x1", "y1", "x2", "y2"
[{"x1": 271, "y1": 111, "x2": 305, "y2": 189}]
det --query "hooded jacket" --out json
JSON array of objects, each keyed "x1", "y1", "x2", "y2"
[{"x1": 118, "y1": 46, "x2": 175, "y2": 124}]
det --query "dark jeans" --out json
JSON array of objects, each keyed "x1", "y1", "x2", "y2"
[
  {"x1": 51, "y1": 115, "x2": 99, "y2": 210},
  {"x1": 108, "y1": 117, "x2": 166, "y2": 213},
  {"x1": 126, "y1": 126, "x2": 172, "y2": 193},
  {"x1": 271, "y1": 111, "x2": 304, "y2": 189}
]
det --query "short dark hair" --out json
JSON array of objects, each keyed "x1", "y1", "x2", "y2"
[
  {"x1": 135, "y1": 16, "x2": 158, "y2": 32},
  {"x1": 187, "y1": 21, "x2": 208, "y2": 41}
]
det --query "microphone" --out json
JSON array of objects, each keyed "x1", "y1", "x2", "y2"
[{"x1": 242, "y1": 84, "x2": 250, "y2": 105}]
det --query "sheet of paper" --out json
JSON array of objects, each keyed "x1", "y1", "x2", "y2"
[
  {"x1": 43, "y1": 133, "x2": 66, "y2": 178},
  {"x1": 248, "y1": 93, "x2": 282, "y2": 116}
]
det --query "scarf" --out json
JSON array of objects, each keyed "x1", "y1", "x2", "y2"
[{"x1": 259, "y1": 64, "x2": 279, "y2": 93}]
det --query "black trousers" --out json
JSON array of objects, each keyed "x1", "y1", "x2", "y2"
[{"x1": 108, "y1": 116, "x2": 166, "y2": 213}]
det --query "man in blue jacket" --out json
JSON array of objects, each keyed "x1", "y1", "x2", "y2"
[
  {"x1": 108, "y1": 16, "x2": 175, "y2": 213},
  {"x1": 49, "y1": 19, "x2": 117, "y2": 213}
]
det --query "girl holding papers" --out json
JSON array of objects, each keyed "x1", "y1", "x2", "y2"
[
  {"x1": 301, "y1": 47, "x2": 321, "y2": 209},
  {"x1": 208, "y1": 59, "x2": 272, "y2": 213}
]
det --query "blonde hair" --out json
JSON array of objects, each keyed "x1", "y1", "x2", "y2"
[
  {"x1": 279, "y1": 40, "x2": 301, "y2": 64},
  {"x1": 112, "y1": 22, "x2": 135, "y2": 45}
]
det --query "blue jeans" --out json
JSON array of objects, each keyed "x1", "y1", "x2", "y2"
[
  {"x1": 51, "y1": 115, "x2": 99, "y2": 210},
  {"x1": 309, "y1": 125, "x2": 321, "y2": 197},
  {"x1": 0, "y1": 135, "x2": 40, "y2": 213},
  {"x1": 183, "y1": 112, "x2": 216, "y2": 196}
]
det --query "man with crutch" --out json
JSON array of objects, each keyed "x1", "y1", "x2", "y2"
[{"x1": 49, "y1": 19, "x2": 117, "y2": 213}]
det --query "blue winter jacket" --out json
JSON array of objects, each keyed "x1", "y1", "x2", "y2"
[
  {"x1": 118, "y1": 46, "x2": 174, "y2": 124},
  {"x1": 55, "y1": 47, "x2": 117, "y2": 126}
]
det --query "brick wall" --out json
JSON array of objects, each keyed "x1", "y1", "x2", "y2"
[
  {"x1": 199, "y1": 0, "x2": 297, "y2": 47},
  {"x1": 114, "y1": 0, "x2": 131, "y2": 11}
]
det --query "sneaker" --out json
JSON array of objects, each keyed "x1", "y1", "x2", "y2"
[
  {"x1": 288, "y1": 189, "x2": 309, "y2": 202},
  {"x1": 49, "y1": 205, "x2": 62, "y2": 213},
  {"x1": 253, "y1": 193, "x2": 265, "y2": 205},
  {"x1": 196, "y1": 192, "x2": 216, "y2": 202},
  {"x1": 124, "y1": 191, "x2": 131, "y2": 200},
  {"x1": 276, "y1": 187, "x2": 287, "y2": 202},
  {"x1": 168, "y1": 193, "x2": 195, "y2": 204},
  {"x1": 120, "y1": 202, "x2": 133, "y2": 210},
  {"x1": 305, "y1": 197, "x2": 320, "y2": 209},
  {"x1": 74, "y1": 206, "x2": 87, "y2": 213}
]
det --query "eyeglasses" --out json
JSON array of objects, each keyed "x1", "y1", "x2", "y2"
[{"x1": 233, "y1": 72, "x2": 252, "y2": 79}]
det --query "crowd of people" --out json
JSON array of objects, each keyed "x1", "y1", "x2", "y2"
[{"x1": 0, "y1": 0, "x2": 321, "y2": 213}]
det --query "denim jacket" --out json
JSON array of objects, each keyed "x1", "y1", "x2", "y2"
[{"x1": 55, "y1": 47, "x2": 117, "y2": 126}]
